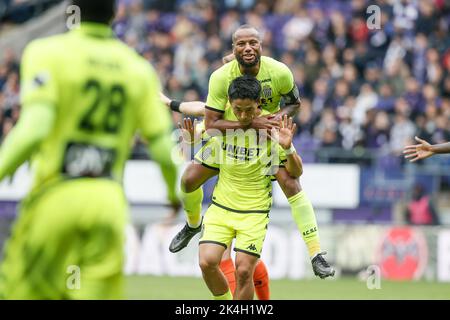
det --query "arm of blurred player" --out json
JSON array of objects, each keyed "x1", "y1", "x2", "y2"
[
  {"x1": 0, "y1": 41, "x2": 56, "y2": 181},
  {"x1": 403, "y1": 136, "x2": 450, "y2": 162},
  {"x1": 0, "y1": 103, "x2": 55, "y2": 181},
  {"x1": 140, "y1": 67, "x2": 180, "y2": 209},
  {"x1": 160, "y1": 92, "x2": 205, "y2": 117},
  {"x1": 275, "y1": 115, "x2": 303, "y2": 178}
]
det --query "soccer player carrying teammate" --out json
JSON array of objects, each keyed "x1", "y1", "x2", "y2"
[
  {"x1": 403, "y1": 137, "x2": 450, "y2": 162},
  {"x1": 175, "y1": 100, "x2": 272, "y2": 300},
  {"x1": 169, "y1": 25, "x2": 334, "y2": 280},
  {"x1": 197, "y1": 75, "x2": 301, "y2": 300},
  {"x1": 0, "y1": 0, "x2": 178, "y2": 299}
]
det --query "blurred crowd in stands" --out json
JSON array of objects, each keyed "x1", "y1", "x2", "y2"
[{"x1": 1, "y1": 0, "x2": 450, "y2": 165}]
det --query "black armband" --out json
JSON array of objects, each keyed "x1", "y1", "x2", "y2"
[
  {"x1": 281, "y1": 85, "x2": 301, "y2": 105},
  {"x1": 169, "y1": 100, "x2": 182, "y2": 113}
]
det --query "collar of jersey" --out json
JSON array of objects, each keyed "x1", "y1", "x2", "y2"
[{"x1": 75, "y1": 22, "x2": 113, "y2": 38}]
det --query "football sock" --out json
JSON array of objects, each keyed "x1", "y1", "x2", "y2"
[
  {"x1": 182, "y1": 187, "x2": 203, "y2": 228},
  {"x1": 219, "y1": 258, "x2": 236, "y2": 295},
  {"x1": 288, "y1": 191, "x2": 321, "y2": 258},
  {"x1": 213, "y1": 289, "x2": 233, "y2": 300},
  {"x1": 253, "y1": 260, "x2": 270, "y2": 300}
]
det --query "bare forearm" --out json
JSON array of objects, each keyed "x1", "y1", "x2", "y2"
[
  {"x1": 431, "y1": 142, "x2": 450, "y2": 154},
  {"x1": 180, "y1": 101, "x2": 205, "y2": 117},
  {"x1": 285, "y1": 153, "x2": 303, "y2": 178},
  {"x1": 275, "y1": 103, "x2": 300, "y2": 118}
]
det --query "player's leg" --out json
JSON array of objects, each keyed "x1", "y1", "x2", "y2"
[
  {"x1": 233, "y1": 213, "x2": 269, "y2": 300},
  {"x1": 220, "y1": 244, "x2": 270, "y2": 299},
  {"x1": 253, "y1": 259, "x2": 270, "y2": 300},
  {"x1": 169, "y1": 162, "x2": 218, "y2": 253},
  {"x1": 198, "y1": 205, "x2": 233, "y2": 300},
  {"x1": 199, "y1": 244, "x2": 230, "y2": 299},
  {"x1": 219, "y1": 247, "x2": 236, "y2": 295},
  {"x1": 234, "y1": 252, "x2": 259, "y2": 300},
  {"x1": 274, "y1": 168, "x2": 335, "y2": 279}
]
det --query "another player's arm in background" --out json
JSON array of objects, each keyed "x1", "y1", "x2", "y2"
[
  {"x1": 222, "y1": 53, "x2": 235, "y2": 64},
  {"x1": 160, "y1": 92, "x2": 205, "y2": 116},
  {"x1": 139, "y1": 66, "x2": 179, "y2": 206},
  {"x1": 403, "y1": 136, "x2": 450, "y2": 162},
  {"x1": 276, "y1": 115, "x2": 303, "y2": 178},
  {"x1": 160, "y1": 54, "x2": 236, "y2": 117},
  {"x1": 0, "y1": 42, "x2": 56, "y2": 181}
]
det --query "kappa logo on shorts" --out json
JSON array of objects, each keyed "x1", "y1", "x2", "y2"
[{"x1": 246, "y1": 244, "x2": 257, "y2": 252}]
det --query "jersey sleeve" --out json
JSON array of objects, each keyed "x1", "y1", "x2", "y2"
[
  {"x1": 137, "y1": 62, "x2": 172, "y2": 140},
  {"x1": 20, "y1": 40, "x2": 58, "y2": 109},
  {"x1": 205, "y1": 69, "x2": 228, "y2": 113},
  {"x1": 277, "y1": 63, "x2": 296, "y2": 95}
]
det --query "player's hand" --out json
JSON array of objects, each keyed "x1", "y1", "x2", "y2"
[
  {"x1": 178, "y1": 118, "x2": 201, "y2": 144},
  {"x1": 277, "y1": 115, "x2": 297, "y2": 149},
  {"x1": 160, "y1": 92, "x2": 171, "y2": 107},
  {"x1": 403, "y1": 136, "x2": 435, "y2": 162},
  {"x1": 250, "y1": 116, "x2": 280, "y2": 131}
]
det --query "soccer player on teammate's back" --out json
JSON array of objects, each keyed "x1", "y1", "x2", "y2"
[
  {"x1": 198, "y1": 75, "x2": 302, "y2": 300},
  {"x1": 0, "y1": 0, "x2": 178, "y2": 299},
  {"x1": 169, "y1": 25, "x2": 334, "y2": 279}
]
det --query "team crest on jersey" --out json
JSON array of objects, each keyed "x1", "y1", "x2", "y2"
[{"x1": 262, "y1": 84, "x2": 272, "y2": 98}]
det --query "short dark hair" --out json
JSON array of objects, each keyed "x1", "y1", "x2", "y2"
[
  {"x1": 228, "y1": 75, "x2": 261, "y2": 102},
  {"x1": 72, "y1": 0, "x2": 116, "y2": 24}
]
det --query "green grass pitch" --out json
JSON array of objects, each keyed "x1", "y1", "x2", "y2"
[{"x1": 126, "y1": 276, "x2": 450, "y2": 300}]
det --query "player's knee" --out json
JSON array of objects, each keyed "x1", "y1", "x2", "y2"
[
  {"x1": 235, "y1": 265, "x2": 253, "y2": 283},
  {"x1": 199, "y1": 255, "x2": 220, "y2": 272},
  {"x1": 181, "y1": 173, "x2": 198, "y2": 193}
]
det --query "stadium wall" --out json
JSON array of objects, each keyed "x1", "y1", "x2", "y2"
[{"x1": 124, "y1": 222, "x2": 450, "y2": 283}]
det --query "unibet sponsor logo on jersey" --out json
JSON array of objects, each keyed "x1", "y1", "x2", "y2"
[
  {"x1": 219, "y1": 129, "x2": 278, "y2": 165},
  {"x1": 221, "y1": 142, "x2": 262, "y2": 161}
]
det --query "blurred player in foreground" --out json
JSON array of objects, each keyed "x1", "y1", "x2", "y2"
[
  {"x1": 196, "y1": 75, "x2": 302, "y2": 300},
  {"x1": 0, "y1": 0, "x2": 178, "y2": 299},
  {"x1": 404, "y1": 137, "x2": 450, "y2": 162}
]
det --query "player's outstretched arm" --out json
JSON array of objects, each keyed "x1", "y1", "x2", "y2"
[
  {"x1": 276, "y1": 115, "x2": 303, "y2": 178},
  {"x1": 0, "y1": 103, "x2": 55, "y2": 181},
  {"x1": 403, "y1": 137, "x2": 450, "y2": 162},
  {"x1": 160, "y1": 92, "x2": 205, "y2": 117}
]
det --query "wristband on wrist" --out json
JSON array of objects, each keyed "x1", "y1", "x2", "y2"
[
  {"x1": 284, "y1": 144, "x2": 296, "y2": 155},
  {"x1": 169, "y1": 100, "x2": 182, "y2": 113}
]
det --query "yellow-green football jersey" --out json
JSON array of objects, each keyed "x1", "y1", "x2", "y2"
[
  {"x1": 206, "y1": 56, "x2": 295, "y2": 114},
  {"x1": 20, "y1": 23, "x2": 172, "y2": 192},
  {"x1": 196, "y1": 108, "x2": 286, "y2": 213}
]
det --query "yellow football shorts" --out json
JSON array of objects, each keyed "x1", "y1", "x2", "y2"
[{"x1": 199, "y1": 204, "x2": 269, "y2": 257}]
